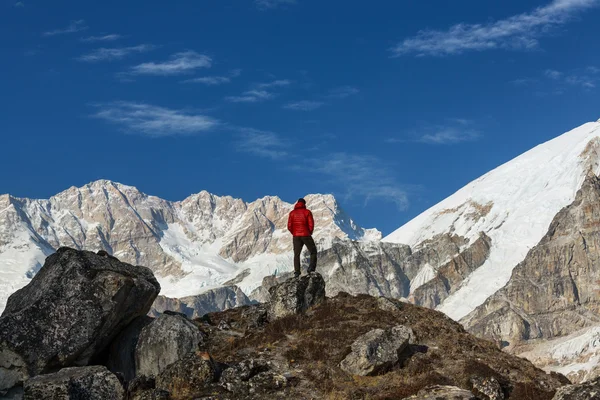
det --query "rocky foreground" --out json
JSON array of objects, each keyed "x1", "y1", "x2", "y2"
[{"x1": 0, "y1": 248, "x2": 597, "y2": 399}]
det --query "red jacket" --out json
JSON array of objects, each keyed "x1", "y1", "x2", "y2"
[{"x1": 288, "y1": 202, "x2": 314, "y2": 237}]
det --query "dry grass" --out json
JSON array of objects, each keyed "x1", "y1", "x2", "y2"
[{"x1": 199, "y1": 293, "x2": 566, "y2": 399}]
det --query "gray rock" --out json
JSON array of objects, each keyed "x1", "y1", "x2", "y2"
[
  {"x1": 403, "y1": 385, "x2": 477, "y2": 399},
  {"x1": 0, "y1": 248, "x2": 160, "y2": 392},
  {"x1": 267, "y1": 272, "x2": 326, "y2": 320},
  {"x1": 106, "y1": 316, "x2": 153, "y2": 382},
  {"x1": 470, "y1": 376, "x2": 504, "y2": 400},
  {"x1": 339, "y1": 325, "x2": 415, "y2": 376},
  {"x1": 220, "y1": 359, "x2": 270, "y2": 394},
  {"x1": 150, "y1": 286, "x2": 253, "y2": 319},
  {"x1": 552, "y1": 377, "x2": 600, "y2": 399},
  {"x1": 155, "y1": 352, "x2": 216, "y2": 398},
  {"x1": 23, "y1": 365, "x2": 124, "y2": 400},
  {"x1": 135, "y1": 312, "x2": 204, "y2": 377}
]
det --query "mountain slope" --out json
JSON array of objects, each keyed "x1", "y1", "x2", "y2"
[
  {"x1": 0, "y1": 181, "x2": 380, "y2": 312},
  {"x1": 384, "y1": 119, "x2": 600, "y2": 320}
]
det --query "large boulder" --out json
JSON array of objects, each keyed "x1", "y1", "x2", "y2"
[
  {"x1": 340, "y1": 325, "x2": 415, "y2": 376},
  {"x1": 0, "y1": 248, "x2": 160, "y2": 392},
  {"x1": 267, "y1": 272, "x2": 326, "y2": 320},
  {"x1": 135, "y1": 312, "x2": 205, "y2": 377},
  {"x1": 23, "y1": 365, "x2": 124, "y2": 400},
  {"x1": 155, "y1": 352, "x2": 216, "y2": 399},
  {"x1": 552, "y1": 377, "x2": 600, "y2": 399}
]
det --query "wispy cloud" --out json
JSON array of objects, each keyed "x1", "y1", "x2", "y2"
[
  {"x1": 256, "y1": 79, "x2": 292, "y2": 89},
  {"x1": 255, "y1": 0, "x2": 296, "y2": 9},
  {"x1": 43, "y1": 20, "x2": 88, "y2": 37},
  {"x1": 326, "y1": 86, "x2": 360, "y2": 99},
  {"x1": 92, "y1": 102, "x2": 219, "y2": 137},
  {"x1": 310, "y1": 153, "x2": 410, "y2": 209},
  {"x1": 511, "y1": 78, "x2": 539, "y2": 86},
  {"x1": 183, "y1": 69, "x2": 241, "y2": 85},
  {"x1": 14, "y1": 2, "x2": 24, "y2": 7},
  {"x1": 565, "y1": 74, "x2": 596, "y2": 88},
  {"x1": 544, "y1": 69, "x2": 563, "y2": 79},
  {"x1": 391, "y1": 0, "x2": 600, "y2": 57},
  {"x1": 235, "y1": 128, "x2": 288, "y2": 159},
  {"x1": 283, "y1": 100, "x2": 325, "y2": 111},
  {"x1": 389, "y1": 119, "x2": 482, "y2": 145},
  {"x1": 127, "y1": 51, "x2": 212, "y2": 76},
  {"x1": 77, "y1": 45, "x2": 155, "y2": 62},
  {"x1": 226, "y1": 90, "x2": 275, "y2": 103},
  {"x1": 80, "y1": 34, "x2": 123, "y2": 43}
]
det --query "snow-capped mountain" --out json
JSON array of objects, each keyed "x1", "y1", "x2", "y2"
[
  {"x1": 384, "y1": 119, "x2": 600, "y2": 320},
  {"x1": 0, "y1": 181, "x2": 380, "y2": 312}
]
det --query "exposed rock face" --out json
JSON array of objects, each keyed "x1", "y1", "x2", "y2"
[
  {"x1": 23, "y1": 366, "x2": 124, "y2": 400},
  {"x1": 552, "y1": 377, "x2": 600, "y2": 399},
  {"x1": 411, "y1": 232, "x2": 492, "y2": 308},
  {"x1": 339, "y1": 325, "x2": 415, "y2": 376},
  {"x1": 135, "y1": 312, "x2": 204, "y2": 377},
  {"x1": 464, "y1": 174, "x2": 600, "y2": 348},
  {"x1": 403, "y1": 385, "x2": 477, "y2": 399},
  {"x1": 267, "y1": 272, "x2": 326, "y2": 319},
  {"x1": 150, "y1": 286, "x2": 253, "y2": 319},
  {"x1": 0, "y1": 248, "x2": 159, "y2": 391}
]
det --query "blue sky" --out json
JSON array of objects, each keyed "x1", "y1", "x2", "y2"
[{"x1": 1, "y1": 0, "x2": 600, "y2": 235}]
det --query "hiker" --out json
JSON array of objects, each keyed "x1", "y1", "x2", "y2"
[{"x1": 287, "y1": 198, "x2": 317, "y2": 277}]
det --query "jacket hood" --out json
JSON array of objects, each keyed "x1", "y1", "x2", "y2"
[{"x1": 294, "y1": 202, "x2": 306, "y2": 209}]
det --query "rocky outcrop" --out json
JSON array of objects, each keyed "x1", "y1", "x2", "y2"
[
  {"x1": 0, "y1": 248, "x2": 160, "y2": 392},
  {"x1": 150, "y1": 286, "x2": 253, "y2": 319},
  {"x1": 23, "y1": 366, "x2": 124, "y2": 400},
  {"x1": 135, "y1": 312, "x2": 204, "y2": 377},
  {"x1": 411, "y1": 232, "x2": 492, "y2": 308},
  {"x1": 464, "y1": 174, "x2": 600, "y2": 347},
  {"x1": 340, "y1": 325, "x2": 415, "y2": 376},
  {"x1": 552, "y1": 377, "x2": 600, "y2": 399},
  {"x1": 267, "y1": 272, "x2": 326, "y2": 319}
]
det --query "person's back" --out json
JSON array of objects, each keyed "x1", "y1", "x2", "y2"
[{"x1": 287, "y1": 198, "x2": 317, "y2": 277}]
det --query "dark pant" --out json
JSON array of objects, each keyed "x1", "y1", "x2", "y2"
[{"x1": 293, "y1": 236, "x2": 317, "y2": 274}]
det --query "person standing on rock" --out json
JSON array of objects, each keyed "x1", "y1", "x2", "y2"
[{"x1": 288, "y1": 198, "x2": 317, "y2": 277}]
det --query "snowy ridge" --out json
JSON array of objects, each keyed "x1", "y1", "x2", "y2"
[
  {"x1": 384, "y1": 120, "x2": 600, "y2": 320},
  {"x1": 0, "y1": 181, "x2": 381, "y2": 312}
]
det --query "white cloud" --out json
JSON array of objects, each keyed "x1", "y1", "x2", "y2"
[
  {"x1": 255, "y1": 0, "x2": 296, "y2": 9},
  {"x1": 92, "y1": 102, "x2": 219, "y2": 137},
  {"x1": 226, "y1": 90, "x2": 274, "y2": 103},
  {"x1": 80, "y1": 34, "x2": 123, "y2": 43},
  {"x1": 77, "y1": 45, "x2": 155, "y2": 62},
  {"x1": 284, "y1": 100, "x2": 325, "y2": 111},
  {"x1": 391, "y1": 0, "x2": 599, "y2": 57},
  {"x1": 14, "y1": 2, "x2": 24, "y2": 7},
  {"x1": 327, "y1": 86, "x2": 360, "y2": 99},
  {"x1": 418, "y1": 128, "x2": 481, "y2": 145},
  {"x1": 545, "y1": 69, "x2": 563, "y2": 79},
  {"x1": 43, "y1": 20, "x2": 88, "y2": 37},
  {"x1": 183, "y1": 69, "x2": 241, "y2": 85},
  {"x1": 235, "y1": 129, "x2": 288, "y2": 159},
  {"x1": 389, "y1": 119, "x2": 481, "y2": 145},
  {"x1": 128, "y1": 51, "x2": 212, "y2": 76},
  {"x1": 565, "y1": 75, "x2": 596, "y2": 88},
  {"x1": 587, "y1": 66, "x2": 600, "y2": 74},
  {"x1": 256, "y1": 79, "x2": 291, "y2": 89},
  {"x1": 310, "y1": 153, "x2": 409, "y2": 210}
]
